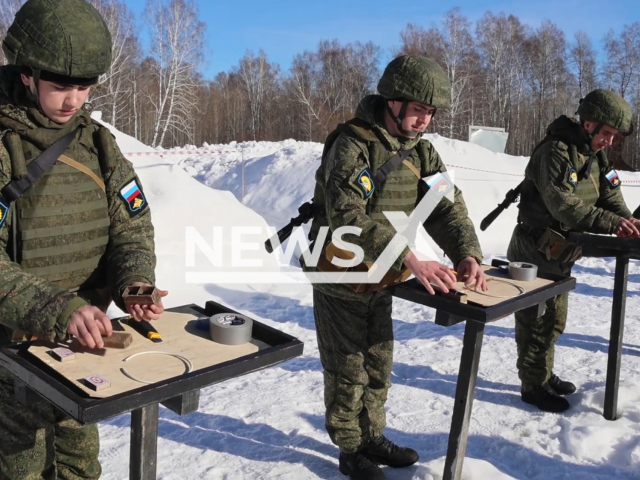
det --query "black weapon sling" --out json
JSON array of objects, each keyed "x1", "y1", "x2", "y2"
[
  {"x1": 1, "y1": 128, "x2": 79, "y2": 202},
  {"x1": 374, "y1": 147, "x2": 417, "y2": 186},
  {"x1": 1, "y1": 128, "x2": 79, "y2": 264}
]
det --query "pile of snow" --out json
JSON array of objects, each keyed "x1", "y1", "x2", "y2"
[{"x1": 91, "y1": 112, "x2": 640, "y2": 479}]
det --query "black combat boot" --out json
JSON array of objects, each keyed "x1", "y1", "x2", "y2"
[
  {"x1": 338, "y1": 451, "x2": 386, "y2": 480},
  {"x1": 548, "y1": 373, "x2": 577, "y2": 395},
  {"x1": 361, "y1": 435, "x2": 419, "y2": 468},
  {"x1": 521, "y1": 382, "x2": 570, "y2": 413}
]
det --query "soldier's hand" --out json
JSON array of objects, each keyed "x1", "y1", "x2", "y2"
[
  {"x1": 615, "y1": 218, "x2": 640, "y2": 238},
  {"x1": 403, "y1": 251, "x2": 456, "y2": 295},
  {"x1": 67, "y1": 305, "x2": 113, "y2": 349},
  {"x1": 456, "y1": 257, "x2": 488, "y2": 291},
  {"x1": 126, "y1": 282, "x2": 168, "y2": 322}
]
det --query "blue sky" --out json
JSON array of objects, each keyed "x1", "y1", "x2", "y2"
[{"x1": 122, "y1": 0, "x2": 638, "y2": 80}]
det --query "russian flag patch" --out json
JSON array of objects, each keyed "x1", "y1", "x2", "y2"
[
  {"x1": 425, "y1": 172, "x2": 452, "y2": 195},
  {"x1": 119, "y1": 178, "x2": 147, "y2": 217},
  {"x1": 605, "y1": 169, "x2": 621, "y2": 188}
]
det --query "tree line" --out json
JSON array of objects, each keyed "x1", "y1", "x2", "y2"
[{"x1": 2, "y1": 0, "x2": 640, "y2": 169}]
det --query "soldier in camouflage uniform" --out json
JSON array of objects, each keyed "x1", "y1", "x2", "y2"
[
  {"x1": 304, "y1": 55, "x2": 485, "y2": 480},
  {"x1": 0, "y1": 0, "x2": 166, "y2": 478},
  {"x1": 508, "y1": 89, "x2": 638, "y2": 413}
]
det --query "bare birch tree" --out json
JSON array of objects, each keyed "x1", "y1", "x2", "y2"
[
  {"x1": 603, "y1": 23, "x2": 640, "y2": 97},
  {"x1": 87, "y1": 0, "x2": 139, "y2": 129},
  {"x1": 524, "y1": 21, "x2": 569, "y2": 142},
  {"x1": 396, "y1": 23, "x2": 442, "y2": 58},
  {"x1": 569, "y1": 31, "x2": 597, "y2": 98},
  {"x1": 237, "y1": 50, "x2": 279, "y2": 141},
  {"x1": 289, "y1": 51, "x2": 323, "y2": 140},
  {"x1": 144, "y1": 0, "x2": 205, "y2": 147},
  {"x1": 287, "y1": 40, "x2": 379, "y2": 141},
  {"x1": 476, "y1": 13, "x2": 526, "y2": 127}
]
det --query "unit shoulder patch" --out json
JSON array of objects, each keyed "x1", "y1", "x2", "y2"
[
  {"x1": 604, "y1": 169, "x2": 621, "y2": 188},
  {"x1": 350, "y1": 168, "x2": 375, "y2": 199},
  {"x1": 119, "y1": 178, "x2": 148, "y2": 217},
  {"x1": 0, "y1": 198, "x2": 7, "y2": 229},
  {"x1": 424, "y1": 172, "x2": 452, "y2": 196},
  {"x1": 567, "y1": 168, "x2": 578, "y2": 187}
]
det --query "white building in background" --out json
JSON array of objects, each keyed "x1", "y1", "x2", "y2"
[{"x1": 468, "y1": 125, "x2": 509, "y2": 154}]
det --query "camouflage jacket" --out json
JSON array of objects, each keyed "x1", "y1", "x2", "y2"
[
  {"x1": 518, "y1": 115, "x2": 631, "y2": 233},
  {"x1": 305, "y1": 95, "x2": 482, "y2": 300},
  {"x1": 0, "y1": 65, "x2": 156, "y2": 342}
]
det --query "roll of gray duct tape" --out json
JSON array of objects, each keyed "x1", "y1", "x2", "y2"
[
  {"x1": 209, "y1": 313, "x2": 253, "y2": 345},
  {"x1": 508, "y1": 262, "x2": 538, "y2": 282}
]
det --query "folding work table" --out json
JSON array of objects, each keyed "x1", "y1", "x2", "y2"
[
  {"x1": 0, "y1": 300, "x2": 304, "y2": 480},
  {"x1": 388, "y1": 259, "x2": 575, "y2": 480}
]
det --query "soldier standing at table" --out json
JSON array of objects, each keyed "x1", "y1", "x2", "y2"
[
  {"x1": 303, "y1": 55, "x2": 486, "y2": 480},
  {"x1": 508, "y1": 89, "x2": 639, "y2": 413},
  {"x1": 0, "y1": 0, "x2": 167, "y2": 478}
]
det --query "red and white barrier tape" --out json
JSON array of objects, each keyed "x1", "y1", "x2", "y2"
[
  {"x1": 124, "y1": 149, "x2": 240, "y2": 157},
  {"x1": 444, "y1": 164, "x2": 524, "y2": 177}
]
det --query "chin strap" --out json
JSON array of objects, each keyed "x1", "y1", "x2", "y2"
[
  {"x1": 385, "y1": 100, "x2": 419, "y2": 138},
  {"x1": 590, "y1": 122, "x2": 603, "y2": 139},
  {"x1": 386, "y1": 100, "x2": 437, "y2": 138}
]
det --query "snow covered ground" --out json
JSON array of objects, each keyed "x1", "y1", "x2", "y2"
[{"x1": 97, "y1": 114, "x2": 640, "y2": 479}]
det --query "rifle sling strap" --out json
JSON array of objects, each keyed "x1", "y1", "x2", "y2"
[
  {"x1": 1, "y1": 128, "x2": 79, "y2": 202},
  {"x1": 374, "y1": 147, "x2": 417, "y2": 186}
]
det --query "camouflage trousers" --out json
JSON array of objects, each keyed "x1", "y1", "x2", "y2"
[
  {"x1": 0, "y1": 370, "x2": 101, "y2": 480},
  {"x1": 313, "y1": 288, "x2": 393, "y2": 453},
  {"x1": 507, "y1": 224, "x2": 573, "y2": 392}
]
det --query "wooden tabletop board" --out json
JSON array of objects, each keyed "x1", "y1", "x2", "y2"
[
  {"x1": 27, "y1": 312, "x2": 266, "y2": 398},
  {"x1": 444, "y1": 265, "x2": 555, "y2": 307}
]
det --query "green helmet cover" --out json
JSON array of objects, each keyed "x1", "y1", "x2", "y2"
[
  {"x1": 377, "y1": 55, "x2": 451, "y2": 109},
  {"x1": 577, "y1": 89, "x2": 633, "y2": 134},
  {"x1": 2, "y1": 0, "x2": 112, "y2": 80}
]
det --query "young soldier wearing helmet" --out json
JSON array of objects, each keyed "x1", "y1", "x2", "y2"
[
  {"x1": 303, "y1": 55, "x2": 486, "y2": 480},
  {"x1": 507, "y1": 89, "x2": 639, "y2": 413},
  {"x1": 0, "y1": 0, "x2": 166, "y2": 477}
]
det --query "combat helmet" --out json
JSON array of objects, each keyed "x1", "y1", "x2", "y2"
[
  {"x1": 2, "y1": 0, "x2": 112, "y2": 85},
  {"x1": 377, "y1": 55, "x2": 451, "y2": 137},
  {"x1": 577, "y1": 89, "x2": 633, "y2": 136}
]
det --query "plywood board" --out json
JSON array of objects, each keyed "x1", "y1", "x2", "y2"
[
  {"x1": 28, "y1": 312, "x2": 267, "y2": 399},
  {"x1": 433, "y1": 265, "x2": 555, "y2": 308}
]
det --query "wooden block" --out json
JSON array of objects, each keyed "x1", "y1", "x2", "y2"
[
  {"x1": 102, "y1": 332, "x2": 133, "y2": 349},
  {"x1": 50, "y1": 347, "x2": 76, "y2": 362},
  {"x1": 83, "y1": 374, "x2": 111, "y2": 391},
  {"x1": 123, "y1": 286, "x2": 161, "y2": 308}
]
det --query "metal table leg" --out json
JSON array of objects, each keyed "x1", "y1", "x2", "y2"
[
  {"x1": 443, "y1": 320, "x2": 486, "y2": 480},
  {"x1": 604, "y1": 255, "x2": 629, "y2": 421},
  {"x1": 130, "y1": 403, "x2": 159, "y2": 480}
]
